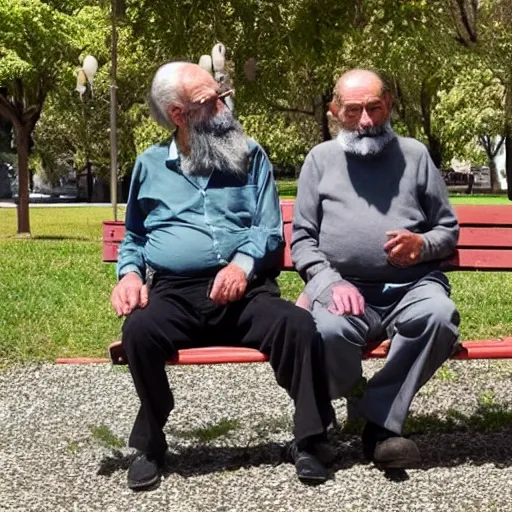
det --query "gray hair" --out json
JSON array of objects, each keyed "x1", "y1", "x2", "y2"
[{"x1": 148, "y1": 61, "x2": 188, "y2": 130}]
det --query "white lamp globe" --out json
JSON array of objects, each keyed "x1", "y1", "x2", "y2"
[{"x1": 82, "y1": 55, "x2": 99, "y2": 83}]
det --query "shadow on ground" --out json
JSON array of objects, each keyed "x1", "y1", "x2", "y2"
[{"x1": 97, "y1": 403, "x2": 512, "y2": 481}]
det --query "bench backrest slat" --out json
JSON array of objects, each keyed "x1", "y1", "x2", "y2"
[
  {"x1": 458, "y1": 227, "x2": 512, "y2": 248},
  {"x1": 103, "y1": 202, "x2": 512, "y2": 271},
  {"x1": 445, "y1": 249, "x2": 512, "y2": 271},
  {"x1": 455, "y1": 205, "x2": 512, "y2": 226}
]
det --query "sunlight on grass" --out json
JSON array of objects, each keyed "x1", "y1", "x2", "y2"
[
  {"x1": 449, "y1": 195, "x2": 511, "y2": 205},
  {"x1": 0, "y1": 207, "x2": 124, "y2": 240},
  {"x1": 89, "y1": 424, "x2": 125, "y2": 449},
  {"x1": 276, "y1": 180, "x2": 511, "y2": 203},
  {"x1": 1, "y1": 204, "x2": 512, "y2": 362}
]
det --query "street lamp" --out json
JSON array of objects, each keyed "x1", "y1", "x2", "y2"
[
  {"x1": 198, "y1": 43, "x2": 235, "y2": 113},
  {"x1": 76, "y1": 55, "x2": 98, "y2": 98},
  {"x1": 76, "y1": 55, "x2": 98, "y2": 203},
  {"x1": 75, "y1": 55, "x2": 98, "y2": 202}
]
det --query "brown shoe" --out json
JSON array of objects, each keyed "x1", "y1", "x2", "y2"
[
  {"x1": 362, "y1": 422, "x2": 421, "y2": 469},
  {"x1": 371, "y1": 437, "x2": 421, "y2": 469}
]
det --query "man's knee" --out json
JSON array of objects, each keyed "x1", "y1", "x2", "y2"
[
  {"x1": 429, "y1": 296, "x2": 460, "y2": 332},
  {"x1": 423, "y1": 295, "x2": 459, "y2": 331},
  {"x1": 313, "y1": 307, "x2": 365, "y2": 347},
  {"x1": 279, "y1": 301, "x2": 319, "y2": 341},
  {"x1": 398, "y1": 295, "x2": 460, "y2": 345},
  {"x1": 312, "y1": 307, "x2": 364, "y2": 398},
  {"x1": 122, "y1": 308, "x2": 160, "y2": 357}
]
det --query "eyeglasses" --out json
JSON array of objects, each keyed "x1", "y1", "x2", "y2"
[
  {"x1": 198, "y1": 88, "x2": 234, "y2": 105},
  {"x1": 183, "y1": 89, "x2": 234, "y2": 117},
  {"x1": 340, "y1": 101, "x2": 385, "y2": 119}
]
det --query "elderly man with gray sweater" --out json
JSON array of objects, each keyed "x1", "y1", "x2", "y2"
[{"x1": 291, "y1": 69, "x2": 460, "y2": 470}]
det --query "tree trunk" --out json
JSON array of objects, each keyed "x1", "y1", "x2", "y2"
[
  {"x1": 110, "y1": 0, "x2": 119, "y2": 220},
  {"x1": 14, "y1": 125, "x2": 30, "y2": 235},
  {"x1": 506, "y1": 129, "x2": 512, "y2": 200},
  {"x1": 320, "y1": 92, "x2": 332, "y2": 142},
  {"x1": 420, "y1": 81, "x2": 443, "y2": 168},
  {"x1": 505, "y1": 84, "x2": 512, "y2": 200},
  {"x1": 86, "y1": 160, "x2": 93, "y2": 202},
  {"x1": 488, "y1": 158, "x2": 501, "y2": 193},
  {"x1": 427, "y1": 134, "x2": 443, "y2": 169}
]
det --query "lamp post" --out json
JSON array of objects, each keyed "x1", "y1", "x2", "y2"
[
  {"x1": 110, "y1": 0, "x2": 119, "y2": 220},
  {"x1": 76, "y1": 55, "x2": 98, "y2": 202}
]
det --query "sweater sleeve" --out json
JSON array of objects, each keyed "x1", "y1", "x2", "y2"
[
  {"x1": 418, "y1": 150, "x2": 460, "y2": 262},
  {"x1": 291, "y1": 151, "x2": 345, "y2": 301}
]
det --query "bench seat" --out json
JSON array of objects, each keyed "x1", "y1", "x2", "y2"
[{"x1": 55, "y1": 202, "x2": 512, "y2": 365}]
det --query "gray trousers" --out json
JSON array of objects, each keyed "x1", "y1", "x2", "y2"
[{"x1": 312, "y1": 271, "x2": 460, "y2": 434}]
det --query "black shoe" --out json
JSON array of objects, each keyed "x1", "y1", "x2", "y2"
[
  {"x1": 362, "y1": 422, "x2": 421, "y2": 469},
  {"x1": 127, "y1": 452, "x2": 165, "y2": 491},
  {"x1": 309, "y1": 439, "x2": 338, "y2": 466},
  {"x1": 286, "y1": 440, "x2": 329, "y2": 485}
]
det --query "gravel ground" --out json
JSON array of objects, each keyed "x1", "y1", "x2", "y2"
[{"x1": 2, "y1": 359, "x2": 512, "y2": 512}]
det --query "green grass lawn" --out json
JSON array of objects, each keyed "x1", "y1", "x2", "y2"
[
  {"x1": 1, "y1": 203, "x2": 512, "y2": 363},
  {"x1": 449, "y1": 194, "x2": 511, "y2": 205},
  {"x1": 277, "y1": 180, "x2": 512, "y2": 204}
]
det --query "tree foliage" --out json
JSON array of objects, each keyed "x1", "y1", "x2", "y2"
[
  {"x1": 0, "y1": 0, "x2": 102, "y2": 233},
  {"x1": 4, "y1": 0, "x2": 512, "y2": 219}
]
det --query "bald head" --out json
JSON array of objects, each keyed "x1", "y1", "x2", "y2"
[
  {"x1": 334, "y1": 69, "x2": 386, "y2": 104},
  {"x1": 331, "y1": 68, "x2": 396, "y2": 157},
  {"x1": 149, "y1": 62, "x2": 220, "y2": 130},
  {"x1": 329, "y1": 68, "x2": 392, "y2": 133}
]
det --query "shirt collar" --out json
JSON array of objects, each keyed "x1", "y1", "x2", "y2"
[
  {"x1": 165, "y1": 136, "x2": 181, "y2": 172},
  {"x1": 168, "y1": 137, "x2": 179, "y2": 161}
]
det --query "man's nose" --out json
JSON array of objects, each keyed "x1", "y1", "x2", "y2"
[{"x1": 359, "y1": 108, "x2": 373, "y2": 127}]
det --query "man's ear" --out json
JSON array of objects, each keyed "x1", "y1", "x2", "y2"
[
  {"x1": 169, "y1": 105, "x2": 185, "y2": 127},
  {"x1": 328, "y1": 102, "x2": 340, "y2": 117}
]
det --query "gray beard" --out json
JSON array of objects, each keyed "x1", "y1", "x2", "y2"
[
  {"x1": 336, "y1": 121, "x2": 396, "y2": 157},
  {"x1": 181, "y1": 109, "x2": 249, "y2": 178}
]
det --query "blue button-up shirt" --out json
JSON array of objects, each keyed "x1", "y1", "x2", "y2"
[{"x1": 117, "y1": 137, "x2": 283, "y2": 280}]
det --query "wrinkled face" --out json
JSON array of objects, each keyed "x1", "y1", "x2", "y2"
[
  {"x1": 330, "y1": 72, "x2": 396, "y2": 157},
  {"x1": 167, "y1": 64, "x2": 248, "y2": 177},
  {"x1": 331, "y1": 76, "x2": 392, "y2": 133},
  {"x1": 169, "y1": 65, "x2": 234, "y2": 127}
]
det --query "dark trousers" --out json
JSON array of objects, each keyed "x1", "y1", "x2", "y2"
[{"x1": 122, "y1": 274, "x2": 333, "y2": 455}]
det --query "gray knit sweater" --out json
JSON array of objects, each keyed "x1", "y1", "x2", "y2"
[{"x1": 291, "y1": 136, "x2": 459, "y2": 303}]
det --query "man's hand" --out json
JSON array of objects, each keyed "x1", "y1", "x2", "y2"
[
  {"x1": 111, "y1": 272, "x2": 149, "y2": 317},
  {"x1": 384, "y1": 230, "x2": 424, "y2": 267},
  {"x1": 209, "y1": 264, "x2": 248, "y2": 305},
  {"x1": 329, "y1": 282, "x2": 365, "y2": 316}
]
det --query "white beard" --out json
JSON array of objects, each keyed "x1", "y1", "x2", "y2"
[
  {"x1": 181, "y1": 109, "x2": 249, "y2": 177},
  {"x1": 336, "y1": 121, "x2": 396, "y2": 157}
]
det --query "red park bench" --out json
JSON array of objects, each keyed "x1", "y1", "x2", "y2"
[{"x1": 56, "y1": 200, "x2": 512, "y2": 365}]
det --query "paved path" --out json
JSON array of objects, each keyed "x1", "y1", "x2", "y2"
[{"x1": 2, "y1": 359, "x2": 512, "y2": 511}]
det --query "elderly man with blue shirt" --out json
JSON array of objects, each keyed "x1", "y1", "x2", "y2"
[{"x1": 111, "y1": 61, "x2": 334, "y2": 491}]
